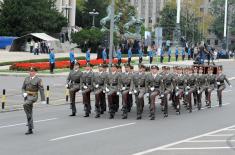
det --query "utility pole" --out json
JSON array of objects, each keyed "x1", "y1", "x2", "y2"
[{"x1": 108, "y1": 0, "x2": 115, "y2": 73}]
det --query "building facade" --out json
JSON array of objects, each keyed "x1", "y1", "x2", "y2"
[{"x1": 128, "y1": 0, "x2": 165, "y2": 31}]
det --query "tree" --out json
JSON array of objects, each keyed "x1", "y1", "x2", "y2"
[
  {"x1": 210, "y1": 0, "x2": 235, "y2": 41},
  {"x1": 0, "y1": 0, "x2": 67, "y2": 36},
  {"x1": 75, "y1": 0, "x2": 110, "y2": 28}
]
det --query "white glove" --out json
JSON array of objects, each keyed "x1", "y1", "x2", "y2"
[
  {"x1": 176, "y1": 87, "x2": 179, "y2": 90},
  {"x1": 185, "y1": 92, "x2": 188, "y2": 95},
  {"x1": 186, "y1": 86, "x2": 190, "y2": 89},
  {"x1": 105, "y1": 87, "x2": 110, "y2": 92},
  {"x1": 134, "y1": 90, "x2": 138, "y2": 94},
  {"x1": 150, "y1": 87, "x2": 155, "y2": 91},
  {"x1": 230, "y1": 85, "x2": 232, "y2": 88},
  {"x1": 161, "y1": 94, "x2": 164, "y2": 98},
  {"x1": 175, "y1": 92, "x2": 179, "y2": 96},
  {"x1": 129, "y1": 91, "x2": 132, "y2": 94},
  {"x1": 83, "y1": 86, "x2": 88, "y2": 89},
  {"x1": 23, "y1": 93, "x2": 27, "y2": 98},
  {"x1": 95, "y1": 84, "x2": 99, "y2": 88},
  {"x1": 103, "y1": 90, "x2": 106, "y2": 93},
  {"x1": 146, "y1": 93, "x2": 149, "y2": 97},
  {"x1": 41, "y1": 101, "x2": 46, "y2": 104},
  {"x1": 117, "y1": 92, "x2": 121, "y2": 95},
  {"x1": 78, "y1": 90, "x2": 82, "y2": 93},
  {"x1": 65, "y1": 84, "x2": 69, "y2": 88},
  {"x1": 217, "y1": 82, "x2": 220, "y2": 85},
  {"x1": 197, "y1": 90, "x2": 200, "y2": 94},
  {"x1": 122, "y1": 87, "x2": 126, "y2": 91}
]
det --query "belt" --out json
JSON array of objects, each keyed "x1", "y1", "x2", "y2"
[
  {"x1": 26, "y1": 91, "x2": 38, "y2": 96},
  {"x1": 154, "y1": 86, "x2": 160, "y2": 88},
  {"x1": 110, "y1": 83, "x2": 117, "y2": 86},
  {"x1": 124, "y1": 84, "x2": 131, "y2": 87}
]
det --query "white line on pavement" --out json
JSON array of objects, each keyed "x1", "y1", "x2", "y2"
[
  {"x1": 0, "y1": 118, "x2": 58, "y2": 129},
  {"x1": 132, "y1": 124, "x2": 235, "y2": 155},
  {"x1": 159, "y1": 147, "x2": 235, "y2": 150},
  {"x1": 187, "y1": 140, "x2": 235, "y2": 143},
  {"x1": 50, "y1": 122, "x2": 136, "y2": 142},
  {"x1": 192, "y1": 103, "x2": 231, "y2": 112},
  {"x1": 205, "y1": 134, "x2": 234, "y2": 137}
]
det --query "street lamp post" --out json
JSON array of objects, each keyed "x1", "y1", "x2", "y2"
[
  {"x1": 62, "y1": 3, "x2": 72, "y2": 25},
  {"x1": 175, "y1": 0, "x2": 181, "y2": 47},
  {"x1": 89, "y1": 9, "x2": 99, "y2": 28},
  {"x1": 108, "y1": 0, "x2": 115, "y2": 73}
]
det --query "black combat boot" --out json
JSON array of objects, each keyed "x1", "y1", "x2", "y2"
[{"x1": 25, "y1": 129, "x2": 33, "y2": 135}]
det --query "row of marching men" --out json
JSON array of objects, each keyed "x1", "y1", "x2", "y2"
[{"x1": 66, "y1": 63, "x2": 232, "y2": 120}]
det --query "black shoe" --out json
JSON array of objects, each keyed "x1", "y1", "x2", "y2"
[
  {"x1": 84, "y1": 113, "x2": 89, "y2": 117},
  {"x1": 109, "y1": 114, "x2": 114, "y2": 119},
  {"x1": 164, "y1": 114, "x2": 168, "y2": 118},
  {"x1": 95, "y1": 114, "x2": 100, "y2": 118},
  {"x1": 149, "y1": 116, "x2": 155, "y2": 120},
  {"x1": 137, "y1": 115, "x2": 142, "y2": 120},
  {"x1": 122, "y1": 114, "x2": 127, "y2": 119},
  {"x1": 25, "y1": 129, "x2": 33, "y2": 135},
  {"x1": 100, "y1": 111, "x2": 104, "y2": 114},
  {"x1": 69, "y1": 113, "x2": 76, "y2": 116}
]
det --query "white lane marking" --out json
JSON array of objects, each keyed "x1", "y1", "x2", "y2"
[
  {"x1": 205, "y1": 134, "x2": 234, "y2": 137},
  {"x1": 0, "y1": 118, "x2": 58, "y2": 129},
  {"x1": 159, "y1": 147, "x2": 235, "y2": 150},
  {"x1": 192, "y1": 103, "x2": 231, "y2": 112},
  {"x1": 229, "y1": 77, "x2": 235, "y2": 81},
  {"x1": 212, "y1": 90, "x2": 232, "y2": 95},
  {"x1": 132, "y1": 124, "x2": 235, "y2": 155},
  {"x1": 50, "y1": 122, "x2": 136, "y2": 141},
  {"x1": 187, "y1": 140, "x2": 235, "y2": 143},
  {"x1": 226, "y1": 129, "x2": 235, "y2": 131}
]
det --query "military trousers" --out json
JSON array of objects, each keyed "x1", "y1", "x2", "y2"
[
  {"x1": 217, "y1": 85, "x2": 225, "y2": 106},
  {"x1": 107, "y1": 90, "x2": 118, "y2": 115},
  {"x1": 135, "y1": 89, "x2": 145, "y2": 116},
  {"x1": 149, "y1": 89, "x2": 160, "y2": 115},
  {"x1": 94, "y1": 89, "x2": 103, "y2": 115},
  {"x1": 82, "y1": 88, "x2": 92, "y2": 114},
  {"x1": 69, "y1": 84, "x2": 80, "y2": 114},
  {"x1": 23, "y1": 95, "x2": 38, "y2": 130}
]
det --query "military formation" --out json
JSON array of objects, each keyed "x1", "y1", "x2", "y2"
[{"x1": 65, "y1": 63, "x2": 232, "y2": 121}]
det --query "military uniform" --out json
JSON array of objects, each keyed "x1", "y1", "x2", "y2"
[
  {"x1": 93, "y1": 68, "x2": 107, "y2": 117},
  {"x1": 120, "y1": 70, "x2": 133, "y2": 119},
  {"x1": 205, "y1": 71, "x2": 216, "y2": 108},
  {"x1": 133, "y1": 71, "x2": 147, "y2": 119},
  {"x1": 196, "y1": 72, "x2": 206, "y2": 110},
  {"x1": 216, "y1": 72, "x2": 231, "y2": 106},
  {"x1": 146, "y1": 68, "x2": 164, "y2": 120},
  {"x1": 106, "y1": 70, "x2": 121, "y2": 119},
  {"x1": 22, "y1": 73, "x2": 45, "y2": 134},
  {"x1": 66, "y1": 68, "x2": 83, "y2": 116},
  {"x1": 81, "y1": 70, "x2": 94, "y2": 117}
]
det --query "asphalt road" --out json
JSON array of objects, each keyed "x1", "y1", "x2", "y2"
[{"x1": 0, "y1": 61, "x2": 235, "y2": 155}]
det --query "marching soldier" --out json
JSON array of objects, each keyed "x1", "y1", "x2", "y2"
[
  {"x1": 196, "y1": 66, "x2": 206, "y2": 110},
  {"x1": 117, "y1": 47, "x2": 122, "y2": 65},
  {"x1": 216, "y1": 66, "x2": 232, "y2": 107},
  {"x1": 133, "y1": 64, "x2": 147, "y2": 119},
  {"x1": 146, "y1": 65, "x2": 164, "y2": 120},
  {"x1": 22, "y1": 67, "x2": 45, "y2": 135},
  {"x1": 205, "y1": 67, "x2": 216, "y2": 108},
  {"x1": 162, "y1": 66, "x2": 174, "y2": 117},
  {"x1": 93, "y1": 64, "x2": 107, "y2": 118},
  {"x1": 66, "y1": 63, "x2": 83, "y2": 116},
  {"x1": 81, "y1": 64, "x2": 94, "y2": 117},
  {"x1": 173, "y1": 67, "x2": 186, "y2": 114},
  {"x1": 100, "y1": 64, "x2": 108, "y2": 114},
  {"x1": 106, "y1": 64, "x2": 121, "y2": 119},
  {"x1": 120, "y1": 64, "x2": 133, "y2": 119}
]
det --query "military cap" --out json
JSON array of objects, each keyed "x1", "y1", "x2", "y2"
[
  {"x1": 111, "y1": 64, "x2": 118, "y2": 68},
  {"x1": 29, "y1": 67, "x2": 37, "y2": 72},
  {"x1": 130, "y1": 65, "x2": 134, "y2": 70},
  {"x1": 218, "y1": 66, "x2": 223, "y2": 70},
  {"x1": 139, "y1": 64, "x2": 146, "y2": 69},
  {"x1": 151, "y1": 65, "x2": 159, "y2": 70},
  {"x1": 124, "y1": 63, "x2": 131, "y2": 68},
  {"x1": 117, "y1": 65, "x2": 122, "y2": 69}
]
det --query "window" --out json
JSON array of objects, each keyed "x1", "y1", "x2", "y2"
[
  {"x1": 149, "y1": 17, "x2": 152, "y2": 23},
  {"x1": 207, "y1": 40, "x2": 210, "y2": 45},
  {"x1": 215, "y1": 40, "x2": 218, "y2": 45}
]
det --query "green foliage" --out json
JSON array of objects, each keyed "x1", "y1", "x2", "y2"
[{"x1": 0, "y1": 0, "x2": 67, "y2": 36}]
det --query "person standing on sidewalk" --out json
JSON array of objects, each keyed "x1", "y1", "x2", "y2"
[
  {"x1": 86, "y1": 48, "x2": 91, "y2": 64},
  {"x1": 70, "y1": 49, "x2": 77, "y2": 70},
  {"x1": 49, "y1": 49, "x2": 55, "y2": 74},
  {"x1": 22, "y1": 67, "x2": 46, "y2": 135}
]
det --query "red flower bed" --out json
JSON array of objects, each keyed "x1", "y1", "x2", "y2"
[{"x1": 10, "y1": 59, "x2": 128, "y2": 71}]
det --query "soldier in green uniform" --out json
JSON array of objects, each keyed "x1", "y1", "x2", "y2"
[
  {"x1": 146, "y1": 65, "x2": 164, "y2": 120},
  {"x1": 216, "y1": 66, "x2": 232, "y2": 107},
  {"x1": 106, "y1": 64, "x2": 121, "y2": 119},
  {"x1": 196, "y1": 66, "x2": 206, "y2": 110},
  {"x1": 133, "y1": 64, "x2": 147, "y2": 120},
  {"x1": 174, "y1": 67, "x2": 186, "y2": 114},
  {"x1": 93, "y1": 64, "x2": 107, "y2": 118},
  {"x1": 66, "y1": 63, "x2": 83, "y2": 116},
  {"x1": 162, "y1": 66, "x2": 174, "y2": 117},
  {"x1": 120, "y1": 64, "x2": 133, "y2": 119},
  {"x1": 22, "y1": 67, "x2": 45, "y2": 135},
  {"x1": 205, "y1": 67, "x2": 216, "y2": 108},
  {"x1": 81, "y1": 64, "x2": 94, "y2": 117}
]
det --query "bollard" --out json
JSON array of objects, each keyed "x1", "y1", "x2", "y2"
[
  {"x1": 65, "y1": 88, "x2": 69, "y2": 102},
  {"x1": 46, "y1": 85, "x2": 49, "y2": 104},
  {"x1": 2, "y1": 89, "x2": 6, "y2": 109}
]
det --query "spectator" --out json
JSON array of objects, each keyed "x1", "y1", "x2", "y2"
[
  {"x1": 34, "y1": 41, "x2": 39, "y2": 55},
  {"x1": 49, "y1": 49, "x2": 55, "y2": 74},
  {"x1": 182, "y1": 47, "x2": 185, "y2": 61},
  {"x1": 188, "y1": 48, "x2": 191, "y2": 60},
  {"x1": 148, "y1": 46, "x2": 153, "y2": 64},
  {"x1": 175, "y1": 47, "x2": 179, "y2": 61},
  {"x1": 69, "y1": 49, "x2": 76, "y2": 70},
  {"x1": 30, "y1": 40, "x2": 34, "y2": 53},
  {"x1": 160, "y1": 47, "x2": 164, "y2": 63},
  {"x1": 168, "y1": 48, "x2": 171, "y2": 62},
  {"x1": 128, "y1": 47, "x2": 132, "y2": 65},
  {"x1": 138, "y1": 46, "x2": 143, "y2": 64},
  {"x1": 102, "y1": 48, "x2": 107, "y2": 63}
]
